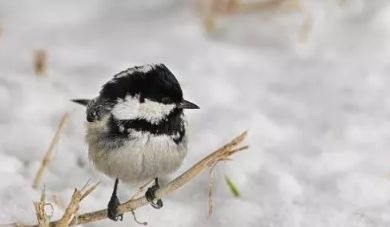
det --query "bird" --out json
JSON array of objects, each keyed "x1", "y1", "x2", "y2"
[{"x1": 72, "y1": 64, "x2": 199, "y2": 221}]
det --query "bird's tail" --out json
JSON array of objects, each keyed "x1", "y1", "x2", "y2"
[{"x1": 71, "y1": 99, "x2": 90, "y2": 106}]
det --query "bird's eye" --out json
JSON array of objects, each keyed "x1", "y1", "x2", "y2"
[{"x1": 161, "y1": 97, "x2": 171, "y2": 104}]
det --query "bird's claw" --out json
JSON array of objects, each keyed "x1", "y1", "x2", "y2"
[
  {"x1": 107, "y1": 178, "x2": 123, "y2": 221},
  {"x1": 145, "y1": 178, "x2": 163, "y2": 209},
  {"x1": 107, "y1": 194, "x2": 123, "y2": 221}
]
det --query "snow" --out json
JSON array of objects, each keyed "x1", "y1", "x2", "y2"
[{"x1": 1, "y1": 0, "x2": 390, "y2": 226}]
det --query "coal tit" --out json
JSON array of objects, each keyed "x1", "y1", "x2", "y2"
[{"x1": 72, "y1": 64, "x2": 199, "y2": 221}]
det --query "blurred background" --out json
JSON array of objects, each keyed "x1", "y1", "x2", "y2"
[{"x1": 1, "y1": 0, "x2": 390, "y2": 226}]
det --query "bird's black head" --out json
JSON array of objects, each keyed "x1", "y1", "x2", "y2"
[
  {"x1": 101, "y1": 64, "x2": 182, "y2": 104},
  {"x1": 99, "y1": 64, "x2": 199, "y2": 123}
]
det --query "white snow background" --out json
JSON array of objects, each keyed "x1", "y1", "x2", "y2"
[{"x1": 1, "y1": 0, "x2": 390, "y2": 226}]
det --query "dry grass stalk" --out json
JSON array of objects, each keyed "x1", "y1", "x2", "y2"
[
  {"x1": 33, "y1": 113, "x2": 70, "y2": 189},
  {"x1": 55, "y1": 182, "x2": 100, "y2": 227},
  {"x1": 33, "y1": 188, "x2": 49, "y2": 227},
  {"x1": 197, "y1": 0, "x2": 310, "y2": 35},
  {"x1": 207, "y1": 162, "x2": 217, "y2": 217},
  {"x1": 199, "y1": 0, "x2": 286, "y2": 29},
  {"x1": 34, "y1": 50, "x2": 47, "y2": 76},
  {"x1": 27, "y1": 131, "x2": 248, "y2": 227}
]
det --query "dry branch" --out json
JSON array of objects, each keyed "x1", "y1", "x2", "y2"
[
  {"x1": 34, "y1": 50, "x2": 48, "y2": 76},
  {"x1": 33, "y1": 113, "x2": 70, "y2": 189},
  {"x1": 197, "y1": 0, "x2": 310, "y2": 36},
  {"x1": 208, "y1": 162, "x2": 217, "y2": 217},
  {"x1": 28, "y1": 131, "x2": 248, "y2": 227},
  {"x1": 33, "y1": 187, "x2": 49, "y2": 227},
  {"x1": 55, "y1": 182, "x2": 100, "y2": 227}
]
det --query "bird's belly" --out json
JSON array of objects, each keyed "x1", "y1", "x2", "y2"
[{"x1": 89, "y1": 134, "x2": 187, "y2": 183}]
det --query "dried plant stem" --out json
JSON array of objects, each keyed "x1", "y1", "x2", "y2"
[
  {"x1": 33, "y1": 113, "x2": 70, "y2": 189},
  {"x1": 27, "y1": 131, "x2": 248, "y2": 227},
  {"x1": 199, "y1": 0, "x2": 309, "y2": 34},
  {"x1": 34, "y1": 50, "x2": 48, "y2": 76},
  {"x1": 208, "y1": 162, "x2": 218, "y2": 218},
  {"x1": 55, "y1": 182, "x2": 100, "y2": 227},
  {"x1": 33, "y1": 187, "x2": 49, "y2": 227}
]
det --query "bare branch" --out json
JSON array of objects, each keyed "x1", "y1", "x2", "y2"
[
  {"x1": 33, "y1": 187, "x2": 49, "y2": 227},
  {"x1": 33, "y1": 50, "x2": 48, "y2": 76},
  {"x1": 55, "y1": 182, "x2": 99, "y2": 227},
  {"x1": 27, "y1": 131, "x2": 248, "y2": 227},
  {"x1": 33, "y1": 113, "x2": 70, "y2": 189},
  {"x1": 208, "y1": 162, "x2": 218, "y2": 218}
]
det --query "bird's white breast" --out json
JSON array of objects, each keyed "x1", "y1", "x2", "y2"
[{"x1": 86, "y1": 117, "x2": 187, "y2": 183}]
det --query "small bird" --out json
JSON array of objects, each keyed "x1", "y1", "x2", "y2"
[{"x1": 72, "y1": 64, "x2": 199, "y2": 221}]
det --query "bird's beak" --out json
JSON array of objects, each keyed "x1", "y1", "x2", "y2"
[{"x1": 178, "y1": 99, "x2": 200, "y2": 109}]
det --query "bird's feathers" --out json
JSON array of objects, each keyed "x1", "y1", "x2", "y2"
[{"x1": 100, "y1": 64, "x2": 183, "y2": 104}]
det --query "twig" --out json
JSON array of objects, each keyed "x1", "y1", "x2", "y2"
[
  {"x1": 55, "y1": 182, "x2": 100, "y2": 227},
  {"x1": 198, "y1": 0, "x2": 308, "y2": 35},
  {"x1": 208, "y1": 162, "x2": 218, "y2": 218},
  {"x1": 27, "y1": 131, "x2": 248, "y2": 227},
  {"x1": 33, "y1": 187, "x2": 49, "y2": 227},
  {"x1": 34, "y1": 50, "x2": 47, "y2": 76},
  {"x1": 33, "y1": 113, "x2": 70, "y2": 189}
]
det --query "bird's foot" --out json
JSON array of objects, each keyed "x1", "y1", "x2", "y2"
[
  {"x1": 107, "y1": 178, "x2": 123, "y2": 221},
  {"x1": 145, "y1": 178, "x2": 163, "y2": 209},
  {"x1": 107, "y1": 194, "x2": 123, "y2": 221}
]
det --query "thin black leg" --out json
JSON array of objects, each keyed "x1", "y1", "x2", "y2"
[
  {"x1": 145, "y1": 178, "x2": 163, "y2": 209},
  {"x1": 107, "y1": 178, "x2": 123, "y2": 221}
]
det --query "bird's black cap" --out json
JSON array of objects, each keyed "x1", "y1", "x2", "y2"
[{"x1": 100, "y1": 64, "x2": 184, "y2": 104}]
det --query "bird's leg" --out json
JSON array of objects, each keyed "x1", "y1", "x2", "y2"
[
  {"x1": 107, "y1": 178, "x2": 123, "y2": 221},
  {"x1": 145, "y1": 178, "x2": 163, "y2": 209}
]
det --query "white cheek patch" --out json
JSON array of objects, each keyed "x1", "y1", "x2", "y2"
[
  {"x1": 112, "y1": 95, "x2": 175, "y2": 124},
  {"x1": 111, "y1": 96, "x2": 140, "y2": 119},
  {"x1": 138, "y1": 99, "x2": 176, "y2": 123}
]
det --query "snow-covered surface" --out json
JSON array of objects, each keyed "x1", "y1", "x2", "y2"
[{"x1": 1, "y1": 0, "x2": 390, "y2": 226}]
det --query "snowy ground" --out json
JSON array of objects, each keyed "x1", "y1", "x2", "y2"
[{"x1": 1, "y1": 0, "x2": 390, "y2": 226}]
